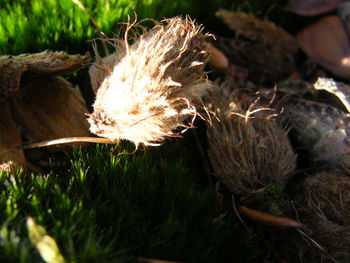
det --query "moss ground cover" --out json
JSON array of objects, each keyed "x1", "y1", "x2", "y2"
[{"x1": 0, "y1": 142, "x2": 261, "y2": 262}]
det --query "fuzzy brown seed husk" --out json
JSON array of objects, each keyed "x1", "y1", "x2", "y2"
[
  {"x1": 206, "y1": 80, "x2": 297, "y2": 195},
  {"x1": 291, "y1": 171, "x2": 350, "y2": 262}
]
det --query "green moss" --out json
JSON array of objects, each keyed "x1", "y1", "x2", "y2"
[
  {"x1": 0, "y1": 0, "x2": 290, "y2": 56},
  {"x1": 0, "y1": 142, "x2": 261, "y2": 262},
  {"x1": 0, "y1": 0, "x2": 220, "y2": 55}
]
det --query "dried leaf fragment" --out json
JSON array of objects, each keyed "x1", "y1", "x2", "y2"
[
  {"x1": 0, "y1": 101, "x2": 27, "y2": 168},
  {"x1": 10, "y1": 76, "x2": 91, "y2": 153},
  {"x1": 0, "y1": 51, "x2": 90, "y2": 101},
  {"x1": 0, "y1": 51, "x2": 91, "y2": 170}
]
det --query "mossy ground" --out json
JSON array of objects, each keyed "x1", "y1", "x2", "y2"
[
  {"x1": 0, "y1": 0, "x2": 290, "y2": 262},
  {"x1": 0, "y1": 141, "x2": 262, "y2": 262}
]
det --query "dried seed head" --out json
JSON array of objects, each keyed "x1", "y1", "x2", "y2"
[
  {"x1": 206, "y1": 81, "x2": 296, "y2": 195},
  {"x1": 282, "y1": 99, "x2": 350, "y2": 169},
  {"x1": 88, "y1": 17, "x2": 212, "y2": 146},
  {"x1": 295, "y1": 171, "x2": 350, "y2": 225},
  {"x1": 291, "y1": 171, "x2": 350, "y2": 262}
]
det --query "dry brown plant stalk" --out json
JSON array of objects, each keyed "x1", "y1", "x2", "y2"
[
  {"x1": 88, "y1": 17, "x2": 213, "y2": 146},
  {"x1": 206, "y1": 80, "x2": 296, "y2": 195}
]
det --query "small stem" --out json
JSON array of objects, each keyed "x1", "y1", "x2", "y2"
[{"x1": 0, "y1": 137, "x2": 116, "y2": 154}]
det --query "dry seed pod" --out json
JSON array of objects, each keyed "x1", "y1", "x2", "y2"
[
  {"x1": 89, "y1": 17, "x2": 212, "y2": 146},
  {"x1": 206, "y1": 81, "x2": 296, "y2": 195},
  {"x1": 305, "y1": 217, "x2": 350, "y2": 262},
  {"x1": 282, "y1": 99, "x2": 350, "y2": 169},
  {"x1": 282, "y1": 216, "x2": 350, "y2": 263},
  {"x1": 295, "y1": 171, "x2": 350, "y2": 225},
  {"x1": 214, "y1": 10, "x2": 298, "y2": 83},
  {"x1": 292, "y1": 171, "x2": 350, "y2": 262}
]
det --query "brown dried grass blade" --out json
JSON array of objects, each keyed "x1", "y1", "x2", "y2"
[
  {"x1": 0, "y1": 137, "x2": 115, "y2": 154},
  {"x1": 238, "y1": 205, "x2": 305, "y2": 229}
]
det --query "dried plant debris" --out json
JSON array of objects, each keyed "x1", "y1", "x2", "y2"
[
  {"x1": 0, "y1": 101, "x2": 27, "y2": 168},
  {"x1": 296, "y1": 171, "x2": 350, "y2": 224},
  {"x1": 313, "y1": 77, "x2": 350, "y2": 112},
  {"x1": 0, "y1": 51, "x2": 91, "y2": 170},
  {"x1": 214, "y1": 9, "x2": 298, "y2": 83},
  {"x1": 206, "y1": 80, "x2": 296, "y2": 196},
  {"x1": 10, "y1": 77, "x2": 91, "y2": 150},
  {"x1": 0, "y1": 51, "x2": 90, "y2": 100},
  {"x1": 282, "y1": 99, "x2": 350, "y2": 169},
  {"x1": 292, "y1": 171, "x2": 350, "y2": 262},
  {"x1": 89, "y1": 17, "x2": 212, "y2": 146}
]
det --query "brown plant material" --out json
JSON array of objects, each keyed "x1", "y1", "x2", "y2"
[
  {"x1": 208, "y1": 44, "x2": 229, "y2": 71},
  {"x1": 292, "y1": 171, "x2": 350, "y2": 262},
  {"x1": 238, "y1": 205, "x2": 304, "y2": 229},
  {"x1": 295, "y1": 171, "x2": 350, "y2": 226},
  {"x1": 0, "y1": 101, "x2": 27, "y2": 168},
  {"x1": 0, "y1": 51, "x2": 90, "y2": 100},
  {"x1": 10, "y1": 77, "x2": 90, "y2": 152},
  {"x1": 313, "y1": 77, "x2": 350, "y2": 113},
  {"x1": 297, "y1": 15, "x2": 350, "y2": 80},
  {"x1": 214, "y1": 9, "x2": 298, "y2": 83},
  {"x1": 206, "y1": 81, "x2": 297, "y2": 195},
  {"x1": 0, "y1": 51, "x2": 91, "y2": 170},
  {"x1": 89, "y1": 17, "x2": 212, "y2": 146},
  {"x1": 282, "y1": 98, "x2": 350, "y2": 169}
]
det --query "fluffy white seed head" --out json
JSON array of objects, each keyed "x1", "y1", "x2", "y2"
[{"x1": 88, "y1": 17, "x2": 212, "y2": 146}]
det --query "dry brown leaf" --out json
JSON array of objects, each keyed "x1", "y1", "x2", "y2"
[{"x1": 0, "y1": 101, "x2": 27, "y2": 168}]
